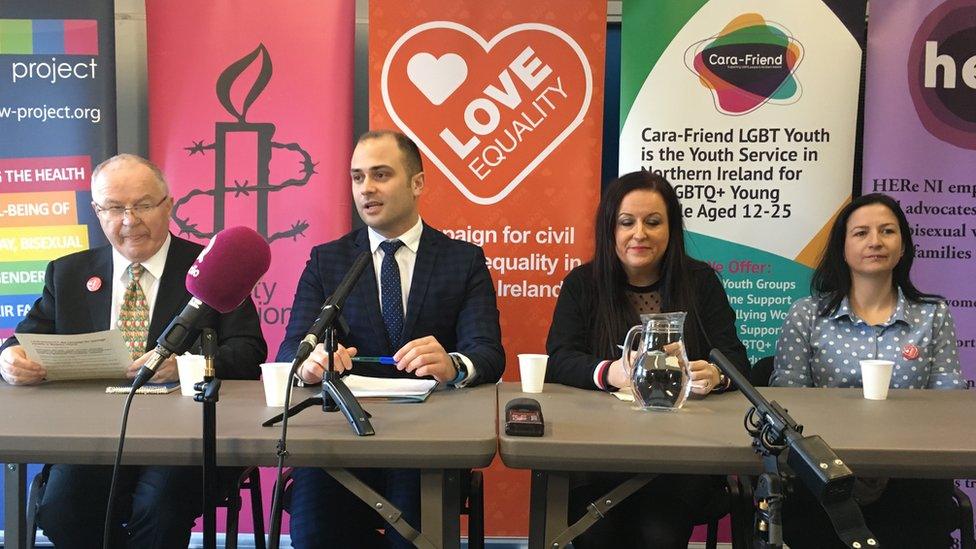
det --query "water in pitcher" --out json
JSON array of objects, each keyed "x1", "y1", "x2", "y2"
[{"x1": 622, "y1": 313, "x2": 691, "y2": 411}]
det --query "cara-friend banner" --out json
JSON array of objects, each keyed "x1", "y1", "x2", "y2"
[
  {"x1": 146, "y1": 0, "x2": 355, "y2": 354},
  {"x1": 0, "y1": 0, "x2": 116, "y2": 341},
  {"x1": 620, "y1": 0, "x2": 866, "y2": 363},
  {"x1": 370, "y1": 0, "x2": 606, "y2": 535},
  {"x1": 862, "y1": 0, "x2": 976, "y2": 499}
]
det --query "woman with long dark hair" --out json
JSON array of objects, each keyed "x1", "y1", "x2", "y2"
[
  {"x1": 772, "y1": 193, "x2": 962, "y2": 547},
  {"x1": 545, "y1": 170, "x2": 749, "y2": 547}
]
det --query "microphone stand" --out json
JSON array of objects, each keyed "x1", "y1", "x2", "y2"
[
  {"x1": 262, "y1": 324, "x2": 374, "y2": 435},
  {"x1": 196, "y1": 328, "x2": 220, "y2": 549},
  {"x1": 263, "y1": 251, "x2": 375, "y2": 436},
  {"x1": 263, "y1": 252, "x2": 376, "y2": 549},
  {"x1": 709, "y1": 350, "x2": 879, "y2": 549}
]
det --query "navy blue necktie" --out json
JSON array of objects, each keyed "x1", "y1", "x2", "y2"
[{"x1": 379, "y1": 240, "x2": 405, "y2": 351}]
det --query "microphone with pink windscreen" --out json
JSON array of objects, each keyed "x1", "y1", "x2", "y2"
[{"x1": 132, "y1": 227, "x2": 271, "y2": 389}]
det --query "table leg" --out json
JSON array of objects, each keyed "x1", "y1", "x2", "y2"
[
  {"x1": 530, "y1": 471, "x2": 655, "y2": 548},
  {"x1": 528, "y1": 470, "x2": 569, "y2": 549},
  {"x1": 4, "y1": 463, "x2": 27, "y2": 549},
  {"x1": 420, "y1": 469, "x2": 460, "y2": 549}
]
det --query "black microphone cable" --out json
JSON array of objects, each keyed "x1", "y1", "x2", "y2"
[
  {"x1": 267, "y1": 355, "x2": 303, "y2": 549},
  {"x1": 102, "y1": 381, "x2": 139, "y2": 549}
]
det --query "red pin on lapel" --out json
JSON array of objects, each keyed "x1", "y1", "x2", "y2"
[
  {"x1": 86, "y1": 276, "x2": 102, "y2": 292},
  {"x1": 902, "y1": 343, "x2": 920, "y2": 361}
]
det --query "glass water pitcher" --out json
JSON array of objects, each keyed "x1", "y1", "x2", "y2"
[{"x1": 621, "y1": 312, "x2": 691, "y2": 411}]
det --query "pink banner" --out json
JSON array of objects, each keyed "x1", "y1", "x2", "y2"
[
  {"x1": 147, "y1": 0, "x2": 354, "y2": 357},
  {"x1": 147, "y1": 0, "x2": 355, "y2": 535}
]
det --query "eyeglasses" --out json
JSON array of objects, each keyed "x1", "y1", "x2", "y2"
[{"x1": 93, "y1": 196, "x2": 169, "y2": 220}]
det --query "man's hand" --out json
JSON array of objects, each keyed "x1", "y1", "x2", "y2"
[
  {"x1": 126, "y1": 351, "x2": 179, "y2": 383},
  {"x1": 0, "y1": 345, "x2": 46, "y2": 385},
  {"x1": 394, "y1": 336, "x2": 455, "y2": 383},
  {"x1": 298, "y1": 343, "x2": 358, "y2": 384}
]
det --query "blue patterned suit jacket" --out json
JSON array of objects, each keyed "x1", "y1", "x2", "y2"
[{"x1": 276, "y1": 223, "x2": 504, "y2": 384}]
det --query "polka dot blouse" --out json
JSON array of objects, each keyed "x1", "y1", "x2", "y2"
[{"x1": 771, "y1": 289, "x2": 962, "y2": 390}]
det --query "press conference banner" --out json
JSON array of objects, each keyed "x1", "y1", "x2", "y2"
[
  {"x1": 370, "y1": 0, "x2": 606, "y2": 535},
  {"x1": 861, "y1": 0, "x2": 976, "y2": 497},
  {"x1": 147, "y1": 2, "x2": 354, "y2": 535},
  {"x1": 619, "y1": 0, "x2": 866, "y2": 363},
  {"x1": 0, "y1": 0, "x2": 116, "y2": 342},
  {"x1": 147, "y1": 0, "x2": 355, "y2": 354}
]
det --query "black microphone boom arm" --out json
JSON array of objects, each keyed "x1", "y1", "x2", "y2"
[{"x1": 709, "y1": 349, "x2": 877, "y2": 548}]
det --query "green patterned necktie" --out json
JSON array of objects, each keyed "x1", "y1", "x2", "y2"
[{"x1": 118, "y1": 263, "x2": 150, "y2": 360}]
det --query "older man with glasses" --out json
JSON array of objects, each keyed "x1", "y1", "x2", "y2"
[{"x1": 0, "y1": 153, "x2": 267, "y2": 548}]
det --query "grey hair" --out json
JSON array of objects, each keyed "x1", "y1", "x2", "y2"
[{"x1": 91, "y1": 153, "x2": 169, "y2": 197}]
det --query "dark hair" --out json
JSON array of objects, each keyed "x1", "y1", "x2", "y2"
[
  {"x1": 357, "y1": 130, "x2": 424, "y2": 177},
  {"x1": 591, "y1": 171, "x2": 707, "y2": 357},
  {"x1": 812, "y1": 192, "x2": 940, "y2": 316}
]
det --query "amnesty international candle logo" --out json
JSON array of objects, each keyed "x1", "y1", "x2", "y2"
[
  {"x1": 907, "y1": 0, "x2": 976, "y2": 150},
  {"x1": 684, "y1": 13, "x2": 804, "y2": 116},
  {"x1": 381, "y1": 22, "x2": 593, "y2": 205},
  {"x1": 174, "y1": 44, "x2": 317, "y2": 242}
]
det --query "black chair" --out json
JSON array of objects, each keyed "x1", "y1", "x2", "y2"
[
  {"x1": 224, "y1": 467, "x2": 267, "y2": 549},
  {"x1": 24, "y1": 465, "x2": 265, "y2": 549},
  {"x1": 272, "y1": 467, "x2": 485, "y2": 547},
  {"x1": 697, "y1": 477, "x2": 747, "y2": 549},
  {"x1": 954, "y1": 486, "x2": 975, "y2": 549},
  {"x1": 461, "y1": 469, "x2": 485, "y2": 549}
]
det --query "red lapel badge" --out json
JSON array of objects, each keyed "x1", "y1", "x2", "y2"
[{"x1": 86, "y1": 276, "x2": 102, "y2": 292}]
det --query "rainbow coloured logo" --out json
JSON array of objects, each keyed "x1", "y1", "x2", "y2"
[
  {"x1": 0, "y1": 19, "x2": 98, "y2": 55},
  {"x1": 684, "y1": 14, "x2": 803, "y2": 116}
]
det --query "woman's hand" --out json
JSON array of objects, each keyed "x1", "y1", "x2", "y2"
[
  {"x1": 688, "y1": 360, "x2": 722, "y2": 395},
  {"x1": 607, "y1": 358, "x2": 631, "y2": 389}
]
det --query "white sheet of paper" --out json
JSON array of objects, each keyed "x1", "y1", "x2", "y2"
[
  {"x1": 612, "y1": 390, "x2": 634, "y2": 402},
  {"x1": 343, "y1": 374, "x2": 436, "y2": 397},
  {"x1": 15, "y1": 330, "x2": 132, "y2": 381}
]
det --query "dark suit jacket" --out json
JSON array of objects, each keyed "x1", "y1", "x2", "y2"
[
  {"x1": 1, "y1": 235, "x2": 266, "y2": 380},
  {"x1": 277, "y1": 223, "x2": 504, "y2": 384}
]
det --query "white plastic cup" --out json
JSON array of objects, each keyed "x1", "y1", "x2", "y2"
[
  {"x1": 176, "y1": 354, "x2": 206, "y2": 397},
  {"x1": 518, "y1": 354, "x2": 549, "y2": 393},
  {"x1": 261, "y1": 362, "x2": 293, "y2": 407},
  {"x1": 859, "y1": 360, "x2": 895, "y2": 400}
]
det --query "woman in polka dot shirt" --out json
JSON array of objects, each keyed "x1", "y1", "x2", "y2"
[{"x1": 771, "y1": 193, "x2": 962, "y2": 548}]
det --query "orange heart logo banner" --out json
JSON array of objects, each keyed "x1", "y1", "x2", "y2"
[
  {"x1": 371, "y1": 1, "x2": 605, "y2": 537},
  {"x1": 382, "y1": 22, "x2": 593, "y2": 205}
]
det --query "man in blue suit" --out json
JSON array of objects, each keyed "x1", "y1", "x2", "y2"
[{"x1": 277, "y1": 130, "x2": 504, "y2": 548}]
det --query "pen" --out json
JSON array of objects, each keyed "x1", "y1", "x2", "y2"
[{"x1": 351, "y1": 356, "x2": 397, "y2": 365}]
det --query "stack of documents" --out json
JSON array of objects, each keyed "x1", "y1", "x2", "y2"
[{"x1": 343, "y1": 375, "x2": 437, "y2": 403}]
